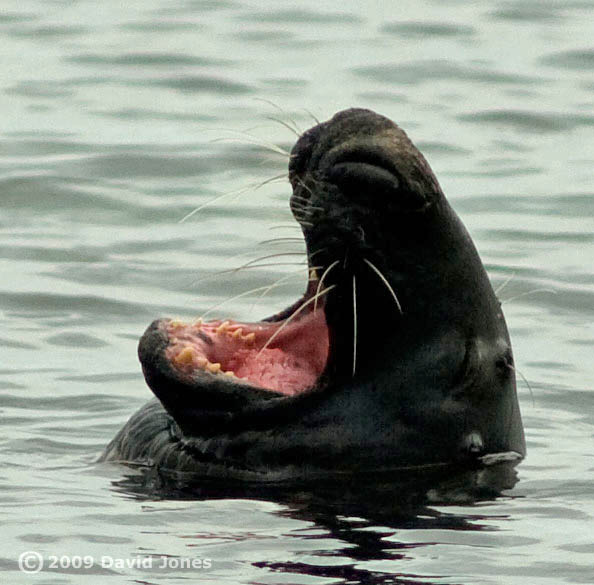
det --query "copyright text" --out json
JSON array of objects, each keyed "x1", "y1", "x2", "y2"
[{"x1": 18, "y1": 551, "x2": 212, "y2": 574}]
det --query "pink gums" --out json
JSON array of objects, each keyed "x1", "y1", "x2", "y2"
[{"x1": 165, "y1": 310, "x2": 329, "y2": 396}]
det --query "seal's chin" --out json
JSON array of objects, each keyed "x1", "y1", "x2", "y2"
[{"x1": 140, "y1": 279, "x2": 330, "y2": 399}]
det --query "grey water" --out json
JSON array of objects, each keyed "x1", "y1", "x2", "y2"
[{"x1": 1, "y1": 0, "x2": 593, "y2": 583}]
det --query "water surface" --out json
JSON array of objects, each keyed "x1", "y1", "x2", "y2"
[{"x1": 1, "y1": 1, "x2": 593, "y2": 584}]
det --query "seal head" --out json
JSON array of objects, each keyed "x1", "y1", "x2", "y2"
[{"x1": 102, "y1": 108, "x2": 525, "y2": 478}]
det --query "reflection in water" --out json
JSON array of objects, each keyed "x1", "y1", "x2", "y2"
[{"x1": 111, "y1": 462, "x2": 520, "y2": 584}]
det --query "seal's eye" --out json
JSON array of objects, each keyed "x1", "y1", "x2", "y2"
[{"x1": 326, "y1": 162, "x2": 400, "y2": 201}]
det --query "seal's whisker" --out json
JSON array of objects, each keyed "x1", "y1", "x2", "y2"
[
  {"x1": 503, "y1": 385, "x2": 517, "y2": 448},
  {"x1": 291, "y1": 194, "x2": 323, "y2": 211},
  {"x1": 255, "y1": 238, "x2": 306, "y2": 255},
  {"x1": 315, "y1": 259, "x2": 340, "y2": 311},
  {"x1": 264, "y1": 115, "x2": 301, "y2": 137},
  {"x1": 303, "y1": 108, "x2": 320, "y2": 125},
  {"x1": 352, "y1": 274, "x2": 358, "y2": 378},
  {"x1": 501, "y1": 288, "x2": 557, "y2": 304},
  {"x1": 291, "y1": 212, "x2": 314, "y2": 224},
  {"x1": 290, "y1": 195, "x2": 310, "y2": 206},
  {"x1": 363, "y1": 258, "x2": 403, "y2": 315},
  {"x1": 250, "y1": 266, "x2": 322, "y2": 313},
  {"x1": 290, "y1": 192, "x2": 312, "y2": 202},
  {"x1": 268, "y1": 225, "x2": 302, "y2": 231},
  {"x1": 290, "y1": 195, "x2": 312, "y2": 205},
  {"x1": 200, "y1": 241, "x2": 304, "y2": 278},
  {"x1": 294, "y1": 176, "x2": 315, "y2": 196},
  {"x1": 290, "y1": 194, "x2": 316, "y2": 206},
  {"x1": 241, "y1": 247, "x2": 319, "y2": 266},
  {"x1": 508, "y1": 364, "x2": 535, "y2": 406},
  {"x1": 210, "y1": 135, "x2": 289, "y2": 157},
  {"x1": 210, "y1": 133, "x2": 290, "y2": 157},
  {"x1": 290, "y1": 201, "x2": 313, "y2": 213},
  {"x1": 179, "y1": 189, "x2": 240, "y2": 223},
  {"x1": 257, "y1": 285, "x2": 336, "y2": 356},
  {"x1": 291, "y1": 208, "x2": 315, "y2": 220},
  {"x1": 291, "y1": 211, "x2": 310, "y2": 221},
  {"x1": 199, "y1": 284, "x2": 292, "y2": 320},
  {"x1": 298, "y1": 174, "x2": 323, "y2": 187},
  {"x1": 253, "y1": 97, "x2": 302, "y2": 135},
  {"x1": 292, "y1": 213, "x2": 313, "y2": 225},
  {"x1": 296, "y1": 204, "x2": 323, "y2": 213},
  {"x1": 193, "y1": 261, "x2": 309, "y2": 287},
  {"x1": 264, "y1": 265, "x2": 321, "y2": 291},
  {"x1": 258, "y1": 237, "x2": 304, "y2": 246},
  {"x1": 237, "y1": 252, "x2": 311, "y2": 272},
  {"x1": 179, "y1": 173, "x2": 288, "y2": 223},
  {"x1": 229, "y1": 262, "x2": 308, "y2": 270},
  {"x1": 232, "y1": 173, "x2": 288, "y2": 201},
  {"x1": 307, "y1": 248, "x2": 328, "y2": 261},
  {"x1": 254, "y1": 173, "x2": 290, "y2": 188},
  {"x1": 190, "y1": 247, "x2": 269, "y2": 286},
  {"x1": 291, "y1": 193, "x2": 309, "y2": 204},
  {"x1": 495, "y1": 271, "x2": 517, "y2": 295}
]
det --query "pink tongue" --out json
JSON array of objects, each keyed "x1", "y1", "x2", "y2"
[
  {"x1": 225, "y1": 348, "x2": 321, "y2": 396},
  {"x1": 167, "y1": 309, "x2": 329, "y2": 396}
]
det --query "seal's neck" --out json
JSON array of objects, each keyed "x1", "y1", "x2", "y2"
[{"x1": 321, "y1": 201, "x2": 501, "y2": 383}]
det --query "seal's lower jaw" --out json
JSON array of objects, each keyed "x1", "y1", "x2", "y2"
[{"x1": 138, "y1": 288, "x2": 330, "y2": 418}]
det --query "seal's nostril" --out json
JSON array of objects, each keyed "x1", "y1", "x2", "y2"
[{"x1": 326, "y1": 162, "x2": 401, "y2": 205}]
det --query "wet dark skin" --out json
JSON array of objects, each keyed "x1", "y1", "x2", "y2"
[{"x1": 101, "y1": 109, "x2": 525, "y2": 479}]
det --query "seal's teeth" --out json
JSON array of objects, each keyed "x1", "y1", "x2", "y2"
[
  {"x1": 231, "y1": 328, "x2": 244, "y2": 339},
  {"x1": 224, "y1": 370, "x2": 235, "y2": 377},
  {"x1": 216, "y1": 321, "x2": 230, "y2": 335},
  {"x1": 196, "y1": 357, "x2": 207, "y2": 368},
  {"x1": 193, "y1": 317, "x2": 203, "y2": 327},
  {"x1": 174, "y1": 346, "x2": 195, "y2": 365},
  {"x1": 309, "y1": 268, "x2": 319, "y2": 281},
  {"x1": 207, "y1": 362, "x2": 221, "y2": 374},
  {"x1": 243, "y1": 332, "x2": 256, "y2": 344},
  {"x1": 170, "y1": 319, "x2": 185, "y2": 329}
]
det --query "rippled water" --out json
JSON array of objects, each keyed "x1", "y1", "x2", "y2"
[{"x1": 2, "y1": 1, "x2": 593, "y2": 583}]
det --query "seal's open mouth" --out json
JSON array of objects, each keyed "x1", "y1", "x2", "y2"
[
  {"x1": 162, "y1": 278, "x2": 329, "y2": 396},
  {"x1": 137, "y1": 244, "x2": 340, "y2": 425},
  {"x1": 138, "y1": 113, "x2": 414, "y2": 407}
]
